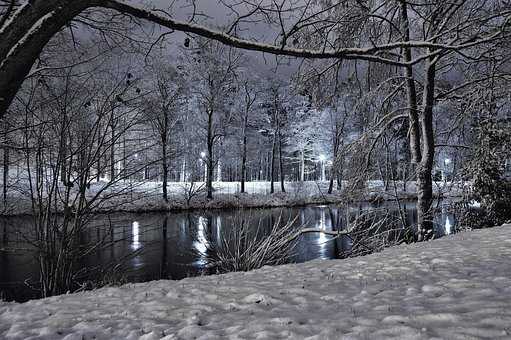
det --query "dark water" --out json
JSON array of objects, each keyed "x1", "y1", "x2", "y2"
[{"x1": 0, "y1": 200, "x2": 456, "y2": 302}]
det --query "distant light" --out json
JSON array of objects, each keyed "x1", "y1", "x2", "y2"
[
  {"x1": 200, "y1": 151, "x2": 206, "y2": 158},
  {"x1": 319, "y1": 154, "x2": 326, "y2": 161},
  {"x1": 445, "y1": 217, "x2": 452, "y2": 235},
  {"x1": 193, "y1": 216, "x2": 210, "y2": 266},
  {"x1": 132, "y1": 221, "x2": 141, "y2": 250},
  {"x1": 444, "y1": 158, "x2": 451, "y2": 164}
]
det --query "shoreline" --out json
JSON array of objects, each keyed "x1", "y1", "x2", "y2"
[{"x1": 0, "y1": 186, "x2": 460, "y2": 217}]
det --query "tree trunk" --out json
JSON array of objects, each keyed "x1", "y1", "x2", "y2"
[
  {"x1": 122, "y1": 134, "x2": 126, "y2": 180},
  {"x1": 0, "y1": 0, "x2": 99, "y2": 116},
  {"x1": 96, "y1": 146, "x2": 101, "y2": 182},
  {"x1": 278, "y1": 126, "x2": 285, "y2": 193},
  {"x1": 241, "y1": 115, "x2": 248, "y2": 193},
  {"x1": 207, "y1": 110, "x2": 214, "y2": 199},
  {"x1": 58, "y1": 111, "x2": 68, "y2": 185},
  {"x1": 328, "y1": 147, "x2": 336, "y2": 194},
  {"x1": 162, "y1": 141, "x2": 169, "y2": 202},
  {"x1": 400, "y1": 1, "x2": 436, "y2": 240},
  {"x1": 2, "y1": 142, "x2": 8, "y2": 207},
  {"x1": 329, "y1": 131, "x2": 340, "y2": 194},
  {"x1": 336, "y1": 151, "x2": 343, "y2": 191},
  {"x1": 399, "y1": 1, "x2": 421, "y2": 165},
  {"x1": 161, "y1": 113, "x2": 169, "y2": 202},
  {"x1": 110, "y1": 124, "x2": 115, "y2": 182},
  {"x1": 416, "y1": 59, "x2": 437, "y2": 240},
  {"x1": 270, "y1": 133, "x2": 276, "y2": 194},
  {"x1": 300, "y1": 149, "x2": 305, "y2": 182}
]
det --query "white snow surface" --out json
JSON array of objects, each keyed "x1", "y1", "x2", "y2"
[
  {"x1": 1, "y1": 179, "x2": 461, "y2": 215},
  {"x1": 2, "y1": 225, "x2": 511, "y2": 340}
]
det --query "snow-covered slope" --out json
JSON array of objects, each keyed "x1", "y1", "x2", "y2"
[{"x1": 1, "y1": 225, "x2": 510, "y2": 340}]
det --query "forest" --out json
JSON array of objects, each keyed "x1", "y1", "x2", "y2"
[{"x1": 0, "y1": 0, "x2": 510, "y2": 303}]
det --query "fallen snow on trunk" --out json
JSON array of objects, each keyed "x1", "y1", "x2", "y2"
[{"x1": 1, "y1": 225, "x2": 511, "y2": 339}]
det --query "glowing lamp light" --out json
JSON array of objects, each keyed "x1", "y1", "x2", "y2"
[{"x1": 132, "y1": 221, "x2": 141, "y2": 250}]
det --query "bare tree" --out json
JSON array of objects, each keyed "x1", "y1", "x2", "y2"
[
  {"x1": 144, "y1": 62, "x2": 187, "y2": 202},
  {"x1": 235, "y1": 77, "x2": 260, "y2": 193},
  {"x1": 183, "y1": 39, "x2": 240, "y2": 199},
  {"x1": 9, "y1": 60, "x2": 148, "y2": 297}
]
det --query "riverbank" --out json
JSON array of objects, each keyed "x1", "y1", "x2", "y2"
[
  {"x1": 1, "y1": 224, "x2": 509, "y2": 339},
  {"x1": 0, "y1": 180, "x2": 462, "y2": 216}
]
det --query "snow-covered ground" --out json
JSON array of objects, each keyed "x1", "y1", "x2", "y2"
[
  {"x1": 1, "y1": 224, "x2": 509, "y2": 340},
  {"x1": 1, "y1": 179, "x2": 462, "y2": 215}
]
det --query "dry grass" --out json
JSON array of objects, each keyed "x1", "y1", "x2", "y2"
[{"x1": 200, "y1": 213, "x2": 300, "y2": 273}]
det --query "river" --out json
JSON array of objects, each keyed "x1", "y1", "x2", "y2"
[{"x1": 0, "y1": 199, "x2": 456, "y2": 302}]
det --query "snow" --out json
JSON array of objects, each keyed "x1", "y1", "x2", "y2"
[
  {"x1": 1, "y1": 178, "x2": 461, "y2": 215},
  {"x1": 1, "y1": 224, "x2": 510, "y2": 339},
  {"x1": 0, "y1": 11, "x2": 56, "y2": 69},
  {"x1": 0, "y1": 3, "x2": 29, "y2": 35}
]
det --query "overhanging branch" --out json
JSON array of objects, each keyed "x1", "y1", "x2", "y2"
[{"x1": 100, "y1": 0, "x2": 493, "y2": 67}]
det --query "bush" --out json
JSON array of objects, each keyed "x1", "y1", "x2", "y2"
[{"x1": 459, "y1": 118, "x2": 511, "y2": 228}]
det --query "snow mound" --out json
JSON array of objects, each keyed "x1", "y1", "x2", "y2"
[{"x1": 1, "y1": 225, "x2": 511, "y2": 339}]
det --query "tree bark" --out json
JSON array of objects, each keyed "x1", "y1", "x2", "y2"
[
  {"x1": 0, "y1": 0, "x2": 99, "y2": 116},
  {"x1": 110, "y1": 124, "x2": 115, "y2": 182},
  {"x1": 2, "y1": 124, "x2": 8, "y2": 206},
  {"x1": 161, "y1": 139, "x2": 169, "y2": 202},
  {"x1": 278, "y1": 124, "x2": 285, "y2": 193},
  {"x1": 328, "y1": 128, "x2": 340, "y2": 194},
  {"x1": 300, "y1": 149, "x2": 305, "y2": 182},
  {"x1": 336, "y1": 151, "x2": 343, "y2": 191},
  {"x1": 161, "y1": 111, "x2": 169, "y2": 202},
  {"x1": 270, "y1": 133, "x2": 276, "y2": 194},
  {"x1": 206, "y1": 109, "x2": 214, "y2": 199},
  {"x1": 416, "y1": 59, "x2": 437, "y2": 240},
  {"x1": 241, "y1": 114, "x2": 248, "y2": 193},
  {"x1": 400, "y1": 1, "x2": 437, "y2": 240},
  {"x1": 399, "y1": 1, "x2": 421, "y2": 165}
]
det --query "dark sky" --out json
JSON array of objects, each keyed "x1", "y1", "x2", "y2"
[{"x1": 128, "y1": 0, "x2": 300, "y2": 79}]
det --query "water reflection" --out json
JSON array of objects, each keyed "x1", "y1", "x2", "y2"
[
  {"x1": 193, "y1": 216, "x2": 210, "y2": 266},
  {"x1": 439, "y1": 204, "x2": 454, "y2": 235},
  {"x1": 131, "y1": 221, "x2": 141, "y2": 250},
  {"x1": 0, "y1": 200, "x2": 456, "y2": 302},
  {"x1": 315, "y1": 207, "x2": 330, "y2": 258},
  {"x1": 445, "y1": 217, "x2": 453, "y2": 235}
]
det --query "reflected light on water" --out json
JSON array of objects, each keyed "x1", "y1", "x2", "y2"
[
  {"x1": 131, "y1": 221, "x2": 141, "y2": 250},
  {"x1": 193, "y1": 216, "x2": 210, "y2": 265},
  {"x1": 445, "y1": 216, "x2": 452, "y2": 235},
  {"x1": 316, "y1": 209, "x2": 329, "y2": 258},
  {"x1": 216, "y1": 216, "x2": 222, "y2": 243}
]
